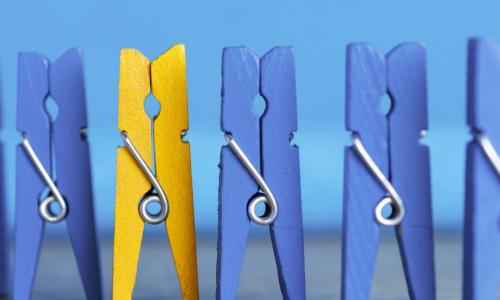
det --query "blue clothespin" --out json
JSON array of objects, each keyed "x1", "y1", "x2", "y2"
[
  {"x1": 14, "y1": 49, "x2": 102, "y2": 299},
  {"x1": 217, "y1": 46, "x2": 305, "y2": 299},
  {"x1": 0, "y1": 69, "x2": 7, "y2": 297},
  {"x1": 342, "y1": 43, "x2": 435, "y2": 299},
  {"x1": 463, "y1": 37, "x2": 500, "y2": 300}
]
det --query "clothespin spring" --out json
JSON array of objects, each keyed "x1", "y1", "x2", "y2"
[
  {"x1": 21, "y1": 135, "x2": 68, "y2": 223},
  {"x1": 121, "y1": 132, "x2": 168, "y2": 224},
  {"x1": 224, "y1": 133, "x2": 278, "y2": 225},
  {"x1": 352, "y1": 133, "x2": 405, "y2": 226},
  {"x1": 474, "y1": 132, "x2": 500, "y2": 176}
]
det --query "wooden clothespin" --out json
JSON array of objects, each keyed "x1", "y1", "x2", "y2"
[
  {"x1": 463, "y1": 37, "x2": 500, "y2": 299},
  {"x1": 113, "y1": 44, "x2": 198, "y2": 299},
  {"x1": 342, "y1": 43, "x2": 435, "y2": 299},
  {"x1": 217, "y1": 47, "x2": 305, "y2": 299},
  {"x1": 14, "y1": 49, "x2": 102, "y2": 299}
]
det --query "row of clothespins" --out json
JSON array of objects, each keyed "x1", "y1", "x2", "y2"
[{"x1": 0, "y1": 37, "x2": 498, "y2": 300}]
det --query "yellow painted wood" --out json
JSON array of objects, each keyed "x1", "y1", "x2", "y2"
[
  {"x1": 152, "y1": 44, "x2": 199, "y2": 299},
  {"x1": 113, "y1": 49, "x2": 152, "y2": 300}
]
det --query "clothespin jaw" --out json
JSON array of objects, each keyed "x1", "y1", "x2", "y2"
[
  {"x1": 342, "y1": 43, "x2": 434, "y2": 300},
  {"x1": 113, "y1": 44, "x2": 198, "y2": 300},
  {"x1": 217, "y1": 46, "x2": 305, "y2": 299},
  {"x1": 14, "y1": 49, "x2": 102, "y2": 300},
  {"x1": 217, "y1": 47, "x2": 260, "y2": 300},
  {"x1": 261, "y1": 47, "x2": 305, "y2": 299},
  {"x1": 50, "y1": 49, "x2": 102, "y2": 299},
  {"x1": 14, "y1": 52, "x2": 50, "y2": 300},
  {"x1": 343, "y1": 43, "x2": 388, "y2": 300},
  {"x1": 463, "y1": 37, "x2": 500, "y2": 300}
]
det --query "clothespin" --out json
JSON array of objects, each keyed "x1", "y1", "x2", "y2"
[
  {"x1": 113, "y1": 44, "x2": 198, "y2": 299},
  {"x1": 217, "y1": 47, "x2": 305, "y2": 299},
  {"x1": 0, "y1": 73, "x2": 7, "y2": 297},
  {"x1": 14, "y1": 49, "x2": 102, "y2": 299},
  {"x1": 463, "y1": 37, "x2": 500, "y2": 299},
  {"x1": 342, "y1": 43, "x2": 435, "y2": 299}
]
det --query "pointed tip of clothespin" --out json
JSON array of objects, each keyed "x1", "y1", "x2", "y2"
[
  {"x1": 467, "y1": 37, "x2": 500, "y2": 134},
  {"x1": 120, "y1": 48, "x2": 151, "y2": 66},
  {"x1": 153, "y1": 44, "x2": 186, "y2": 70},
  {"x1": 260, "y1": 46, "x2": 295, "y2": 68},
  {"x1": 53, "y1": 48, "x2": 83, "y2": 66},
  {"x1": 221, "y1": 46, "x2": 260, "y2": 69},
  {"x1": 387, "y1": 42, "x2": 426, "y2": 59},
  {"x1": 265, "y1": 45, "x2": 294, "y2": 54},
  {"x1": 169, "y1": 43, "x2": 185, "y2": 53}
]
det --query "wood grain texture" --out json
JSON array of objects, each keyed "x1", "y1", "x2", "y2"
[
  {"x1": 343, "y1": 43, "x2": 387, "y2": 300},
  {"x1": 113, "y1": 45, "x2": 198, "y2": 299},
  {"x1": 14, "y1": 53, "x2": 50, "y2": 300},
  {"x1": 152, "y1": 44, "x2": 198, "y2": 300},
  {"x1": 50, "y1": 49, "x2": 102, "y2": 299},
  {"x1": 262, "y1": 47, "x2": 305, "y2": 299},
  {"x1": 217, "y1": 47, "x2": 259, "y2": 300},
  {"x1": 217, "y1": 47, "x2": 304, "y2": 299},
  {"x1": 343, "y1": 43, "x2": 434, "y2": 300},
  {"x1": 388, "y1": 43, "x2": 434, "y2": 300},
  {"x1": 14, "y1": 50, "x2": 102, "y2": 299},
  {"x1": 463, "y1": 37, "x2": 500, "y2": 300},
  {"x1": 113, "y1": 49, "x2": 151, "y2": 300}
]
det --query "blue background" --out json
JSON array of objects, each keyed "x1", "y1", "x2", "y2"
[{"x1": 0, "y1": 0, "x2": 493, "y2": 235}]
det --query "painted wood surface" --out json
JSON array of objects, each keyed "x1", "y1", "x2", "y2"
[
  {"x1": 343, "y1": 43, "x2": 434, "y2": 300},
  {"x1": 113, "y1": 45, "x2": 198, "y2": 300},
  {"x1": 50, "y1": 49, "x2": 102, "y2": 299},
  {"x1": 152, "y1": 45, "x2": 198, "y2": 300},
  {"x1": 262, "y1": 47, "x2": 305, "y2": 299},
  {"x1": 114, "y1": 48, "x2": 152, "y2": 300},
  {"x1": 14, "y1": 53, "x2": 51, "y2": 300},
  {"x1": 218, "y1": 47, "x2": 305, "y2": 299},
  {"x1": 0, "y1": 76, "x2": 6, "y2": 296},
  {"x1": 14, "y1": 50, "x2": 101, "y2": 300},
  {"x1": 463, "y1": 37, "x2": 500, "y2": 300}
]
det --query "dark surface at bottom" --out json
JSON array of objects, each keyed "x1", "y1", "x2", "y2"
[{"x1": 4, "y1": 234, "x2": 461, "y2": 299}]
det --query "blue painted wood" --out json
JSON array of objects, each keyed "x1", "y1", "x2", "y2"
[
  {"x1": 14, "y1": 50, "x2": 101, "y2": 299},
  {"x1": 342, "y1": 43, "x2": 434, "y2": 300},
  {"x1": 0, "y1": 73, "x2": 7, "y2": 296},
  {"x1": 50, "y1": 49, "x2": 102, "y2": 299},
  {"x1": 217, "y1": 47, "x2": 260, "y2": 300},
  {"x1": 463, "y1": 37, "x2": 500, "y2": 300},
  {"x1": 343, "y1": 43, "x2": 388, "y2": 300},
  {"x1": 217, "y1": 47, "x2": 305, "y2": 299},
  {"x1": 388, "y1": 43, "x2": 434, "y2": 299},
  {"x1": 14, "y1": 52, "x2": 50, "y2": 300},
  {"x1": 261, "y1": 47, "x2": 305, "y2": 299}
]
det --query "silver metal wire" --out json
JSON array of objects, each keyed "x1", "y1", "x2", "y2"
[
  {"x1": 121, "y1": 131, "x2": 168, "y2": 224},
  {"x1": 352, "y1": 133, "x2": 405, "y2": 226},
  {"x1": 21, "y1": 135, "x2": 68, "y2": 223},
  {"x1": 224, "y1": 133, "x2": 278, "y2": 225},
  {"x1": 475, "y1": 132, "x2": 500, "y2": 176}
]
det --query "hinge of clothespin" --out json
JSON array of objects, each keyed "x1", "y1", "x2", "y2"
[
  {"x1": 0, "y1": 68, "x2": 7, "y2": 297},
  {"x1": 113, "y1": 44, "x2": 198, "y2": 300},
  {"x1": 14, "y1": 49, "x2": 102, "y2": 300},
  {"x1": 463, "y1": 37, "x2": 500, "y2": 300},
  {"x1": 343, "y1": 42, "x2": 435, "y2": 300},
  {"x1": 217, "y1": 46, "x2": 305, "y2": 299}
]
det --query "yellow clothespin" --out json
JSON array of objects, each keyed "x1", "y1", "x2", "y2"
[{"x1": 113, "y1": 44, "x2": 198, "y2": 299}]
